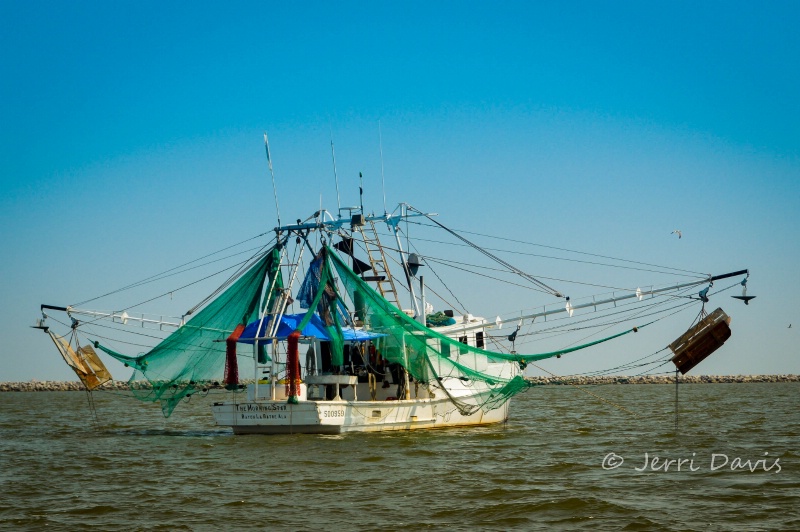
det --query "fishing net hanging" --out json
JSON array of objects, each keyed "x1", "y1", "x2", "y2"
[
  {"x1": 94, "y1": 246, "x2": 283, "y2": 416},
  {"x1": 326, "y1": 246, "x2": 528, "y2": 415},
  {"x1": 325, "y1": 245, "x2": 646, "y2": 415}
]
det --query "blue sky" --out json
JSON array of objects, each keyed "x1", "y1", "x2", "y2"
[{"x1": 1, "y1": 1, "x2": 798, "y2": 381}]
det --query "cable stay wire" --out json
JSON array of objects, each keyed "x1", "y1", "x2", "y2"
[
  {"x1": 497, "y1": 278, "x2": 701, "y2": 338},
  {"x1": 79, "y1": 318, "x2": 171, "y2": 344},
  {"x1": 188, "y1": 244, "x2": 273, "y2": 315},
  {"x1": 73, "y1": 232, "x2": 275, "y2": 307},
  {"x1": 509, "y1": 294, "x2": 697, "y2": 351},
  {"x1": 69, "y1": 247, "x2": 271, "y2": 331},
  {"x1": 422, "y1": 253, "x2": 698, "y2": 296},
  {"x1": 397, "y1": 226, "x2": 471, "y2": 314},
  {"x1": 410, "y1": 235, "x2": 705, "y2": 283},
  {"x1": 358, "y1": 222, "x2": 696, "y2": 298},
  {"x1": 46, "y1": 315, "x2": 168, "y2": 357},
  {"x1": 367, "y1": 224, "x2": 708, "y2": 315},
  {"x1": 516, "y1": 284, "x2": 739, "y2": 382},
  {"x1": 495, "y1": 283, "x2": 697, "y2": 336},
  {"x1": 75, "y1": 243, "x2": 271, "y2": 311},
  {"x1": 527, "y1": 360, "x2": 641, "y2": 417},
  {"x1": 404, "y1": 206, "x2": 565, "y2": 297},
  {"x1": 404, "y1": 218, "x2": 708, "y2": 278}
]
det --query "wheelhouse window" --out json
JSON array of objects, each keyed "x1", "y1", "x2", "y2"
[{"x1": 459, "y1": 335, "x2": 468, "y2": 355}]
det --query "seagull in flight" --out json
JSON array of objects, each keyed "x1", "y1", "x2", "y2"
[{"x1": 671, "y1": 230, "x2": 682, "y2": 239}]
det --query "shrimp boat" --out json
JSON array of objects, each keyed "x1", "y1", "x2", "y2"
[
  {"x1": 34, "y1": 149, "x2": 752, "y2": 434},
  {"x1": 209, "y1": 207, "x2": 528, "y2": 434}
]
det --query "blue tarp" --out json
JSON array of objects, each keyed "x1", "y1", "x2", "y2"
[{"x1": 238, "y1": 312, "x2": 384, "y2": 343}]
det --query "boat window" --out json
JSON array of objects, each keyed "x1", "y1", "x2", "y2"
[
  {"x1": 459, "y1": 335, "x2": 468, "y2": 354},
  {"x1": 476, "y1": 332, "x2": 484, "y2": 349}
]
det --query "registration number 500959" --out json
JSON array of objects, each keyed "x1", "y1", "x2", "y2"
[{"x1": 323, "y1": 409, "x2": 345, "y2": 418}]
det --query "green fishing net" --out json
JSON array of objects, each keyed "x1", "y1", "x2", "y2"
[
  {"x1": 326, "y1": 245, "x2": 643, "y2": 415},
  {"x1": 326, "y1": 246, "x2": 529, "y2": 415},
  {"x1": 92, "y1": 240, "x2": 640, "y2": 418},
  {"x1": 95, "y1": 246, "x2": 283, "y2": 416}
]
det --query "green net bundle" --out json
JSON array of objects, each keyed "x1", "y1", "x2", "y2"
[
  {"x1": 95, "y1": 247, "x2": 283, "y2": 416},
  {"x1": 92, "y1": 240, "x2": 641, "y2": 418},
  {"x1": 326, "y1": 247, "x2": 529, "y2": 416}
]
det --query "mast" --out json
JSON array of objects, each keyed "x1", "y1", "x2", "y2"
[
  {"x1": 391, "y1": 204, "x2": 421, "y2": 317},
  {"x1": 330, "y1": 130, "x2": 341, "y2": 213},
  {"x1": 264, "y1": 132, "x2": 281, "y2": 228},
  {"x1": 379, "y1": 120, "x2": 387, "y2": 215},
  {"x1": 359, "y1": 172, "x2": 364, "y2": 214},
  {"x1": 251, "y1": 244, "x2": 292, "y2": 401},
  {"x1": 419, "y1": 276, "x2": 426, "y2": 326}
]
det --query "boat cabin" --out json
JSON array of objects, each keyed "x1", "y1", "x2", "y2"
[{"x1": 248, "y1": 312, "x2": 492, "y2": 403}]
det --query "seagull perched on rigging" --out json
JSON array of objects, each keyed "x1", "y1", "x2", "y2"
[{"x1": 671, "y1": 230, "x2": 682, "y2": 239}]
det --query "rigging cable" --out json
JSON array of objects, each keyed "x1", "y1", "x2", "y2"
[
  {"x1": 503, "y1": 290, "x2": 697, "y2": 348},
  {"x1": 73, "y1": 232, "x2": 274, "y2": 307},
  {"x1": 398, "y1": 226, "x2": 470, "y2": 315},
  {"x1": 408, "y1": 207, "x2": 565, "y2": 298},
  {"x1": 410, "y1": 233, "x2": 705, "y2": 281},
  {"x1": 187, "y1": 245, "x2": 273, "y2": 315},
  {"x1": 404, "y1": 219, "x2": 708, "y2": 278}
]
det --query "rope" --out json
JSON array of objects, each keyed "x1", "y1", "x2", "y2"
[
  {"x1": 508, "y1": 288, "x2": 697, "y2": 348},
  {"x1": 424, "y1": 254, "x2": 667, "y2": 294},
  {"x1": 84, "y1": 388, "x2": 101, "y2": 428},
  {"x1": 412, "y1": 209, "x2": 564, "y2": 297},
  {"x1": 569, "y1": 347, "x2": 671, "y2": 377},
  {"x1": 188, "y1": 246, "x2": 272, "y2": 314},
  {"x1": 67, "y1": 328, "x2": 102, "y2": 427},
  {"x1": 73, "y1": 233, "x2": 274, "y2": 306},
  {"x1": 404, "y1": 218, "x2": 708, "y2": 278},
  {"x1": 399, "y1": 228, "x2": 470, "y2": 314},
  {"x1": 70, "y1": 250, "x2": 271, "y2": 331}
]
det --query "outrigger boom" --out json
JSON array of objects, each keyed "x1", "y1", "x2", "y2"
[
  {"x1": 511, "y1": 268, "x2": 749, "y2": 323},
  {"x1": 40, "y1": 304, "x2": 184, "y2": 330}
]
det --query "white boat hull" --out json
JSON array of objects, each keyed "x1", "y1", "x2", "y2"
[{"x1": 211, "y1": 396, "x2": 510, "y2": 434}]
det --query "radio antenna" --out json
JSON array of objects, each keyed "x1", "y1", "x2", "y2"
[
  {"x1": 329, "y1": 125, "x2": 342, "y2": 213},
  {"x1": 264, "y1": 132, "x2": 281, "y2": 227},
  {"x1": 379, "y1": 120, "x2": 387, "y2": 215}
]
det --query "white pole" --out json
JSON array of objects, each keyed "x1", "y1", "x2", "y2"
[
  {"x1": 379, "y1": 120, "x2": 387, "y2": 215},
  {"x1": 264, "y1": 132, "x2": 281, "y2": 228},
  {"x1": 253, "y1": 245, "x2": 288, "y2": 401},
  {"x1": 419, "y1": 276, "x2": 426, "y2": 326},
  {"x1": 402, "y1": 334, "x2": 411, "y2": 400},
  {"x1": 392, "y1": 205, "x2": 420, "y2": 316},
  {"x1": 330, "y1": 130, "x2": 341, "y2": 213}
]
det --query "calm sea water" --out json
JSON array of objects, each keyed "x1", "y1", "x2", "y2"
[{"x1": 1, "y1": 383, "x2": 798, "y2": 531}]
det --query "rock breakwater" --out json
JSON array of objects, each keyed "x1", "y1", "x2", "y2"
[
  {"x1": 526, "y1": 374, "x2": 799, "y2": 385},
  {"x1": 0, "y1": 381, "x2": 227, "y2": 392},
  {"x1": 1, "y1": 375, "x2": 797, "y2": 392}
]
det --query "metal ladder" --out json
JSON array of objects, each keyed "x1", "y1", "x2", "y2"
[{"x1": 358, "y1": 219, "x2": 401, "y2": 309}]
